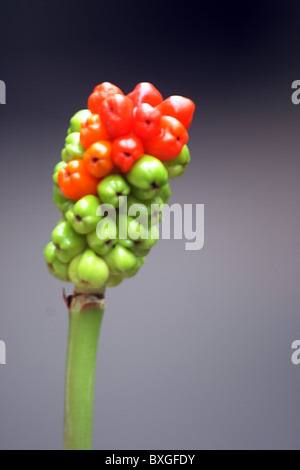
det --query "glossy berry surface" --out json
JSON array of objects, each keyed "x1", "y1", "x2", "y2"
[
  {"x1": 99, "y1": 94, "x2": 134, "y2": 139},
  {"x1": 80, "y1": 114, "x2": 110, "y2": 149},
  {"x1": 45, "y1": 81, "x2": 195, "y2": 291},
  {"x1": 83, "y1": 141, "x2": 113, "y2": 178},
  {"x1": 132, "y1": 103, "x2": 161, "y2": 140},
  {"x1": 127, "y1": 82, "x2": 163, "y2": 107},
  {"x1": 58, "y1": 159, "x2": 99, "y2": 201},
  {"x1": 156, "y1": 95, "x2": 195, "y2": 129},
  {"x1": 111, "y1": 134, "x2": 144, "y2": 172},
  {"x1": 88, "y1": 82, "x2": 123, "y2": 114}
]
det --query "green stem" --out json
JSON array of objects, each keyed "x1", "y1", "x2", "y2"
[{"x1": 64, "y1": 293, "x2": 105, "y2": 451}]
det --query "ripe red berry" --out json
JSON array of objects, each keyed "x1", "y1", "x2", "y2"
[
  {"x1": 111, "y1": 135, "x2": 144, "y2": 173},
  {"x1": 132, "y1": 103, "x2": 162, "y2": 140},
  {"x1": 127, "y1": 82, "x2": 163, "y2": 107},
  {"x1": 80, "y1": 114, "x2": 110, "y2": 149},
  {"x1": 57, "y1": 159, "x2": 99, "y2": 200},
  {"x1": 156, "y1": 95, "x2": 195, "y2": 129},
  {"x1": 144, "y1": 116, "x2": 189, "y2": 161},
  {"x1": 94, "y1": 82, "x2": 123, "y2": 95},
  {"x1": 99, "y1": 94, "x2": 134, "y2": 139},
  {"x1": 88, "y1": 82, "x2": 123, "y2": 114}
]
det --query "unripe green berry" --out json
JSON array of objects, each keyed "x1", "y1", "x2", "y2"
[
  {"x1": 124, "y1": 256, "x2": 145, "y2": 278},
  {"x1": 68, "y1": 109, "x2": 91, "y2": 134},
  {"x1": 126, "y1": 155, "x2": 168, "y2": 190},
  {"x1": 97, "y1": 175, "x2": 131, "y2": 208},
  {"x1": 66, "y1": 195, "x2": 102, "y2": 234},
  {"x1": 53, "y1": 184, "x2": 74, "y2": 213},
  {"x1": 131, "y1": 186, "x2": 158, "y2": 200},
  {"x1": 131, "y1": 225, "x2": 159, "y2": 257},
  {"x1": 159, "y1": 182, "x2": 172, "y2": 203},
  {"x1": 52, "y1": 220, "x2": 86, "y2": 263},
  {"x1": 87, "y1": 229, "x2": 117, "y2": 256},
  {"x1": 164, "y1": 144, "x2": 190, "y2": 179},
  {"x1": 106, "y1": 273, "x2": 124, "y2": 287},
  {"x1": 68, "y1": 249, "x2": 109, "y2": 292},
  {"x1": 117, "y1": 215, "x2": 148, "y2": 249},
  {"x1": 44, "y1": 242, "x2": 70, "y2": 282},
  {"x1": 53, "y1": 161, "x2": 67, "y2": 184},
  {"x1": 103, "y1": 244, "x2": 138, "y2": 275},
  {"x1": 127, "y1": 194, "x2": 164, "y2": 226},
  {"x1": 61, "y1": 132, "x2": 85, "y2": 163}
]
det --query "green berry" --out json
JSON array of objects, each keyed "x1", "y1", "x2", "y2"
[
  {"x1": 131, "y1": 186, "x2": 158, "y2": 200},
  {"x1": 52, "y1": 220, "x2": 86, "y2": 263},
  {"x1": 67, "y1": 254, "x2": 81, "y2": 287},
  {"x1": 53, "y1": 184, "x2": 74, "y2": 213},
  {"x1": 68, "y1": 249, "x2": 109, "y2": 292},
  {"x1": 159, "y1": 182, "x2": 172, "y2": 203},
  {"x1": 87, "y1": 229, "x2": 117, "y2": 256},
  {"x1": 103, "y1": 244, "x2": 138, "y2": 275},
  {"x1": 126, "y1": 155, "x2": 168, "y2": 190},
  {"x1": 53, "y1": 161, "x2": 67, "y2": 184},
  {"x1": 106, "y1": 273, "x2": 124, "y2": 287},
  {"x1": 66, "y1": 195, "x2": 102, "y2": 234},
  {"x1": 164, "y1": 144, "x2": 190, "y2": 179},
  {"x1": 68, "y1": 109, "x2": 91, "y2": 134},
  {"x1": 130, "y1": 225, "x2": 159, "y2": 257},
  {"x1": 126, "y1": 195, "x2": 149, "y2": 226},
  {"x1": 97, "y1": 175, "x2": 131, "y2": 208},
  {"x1": 127, "y1": 194, "x2": 164, "y2": 226},
  {"x1": 44, "y1": 242, "x2": 70, "y2": 282},
  {"x1": 118, "y1": 215, "x2": 148, "y2": 249},
  {"x1": 124, "y1": 256, "x2": 145, "y2": 278},
  {"x1": 61, "y1": 132, "x2": 85, "y2": 163}
]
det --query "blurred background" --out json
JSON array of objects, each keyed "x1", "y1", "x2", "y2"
[{"x1": 0, "y1": 0, "x2": 300, "y2": 450}]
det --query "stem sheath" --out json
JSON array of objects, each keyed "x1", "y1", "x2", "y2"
[{"x1": 64, "y1": 293, "x2": 105, "y2": 450}]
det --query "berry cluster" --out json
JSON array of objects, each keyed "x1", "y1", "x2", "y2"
[{"x1": 44, "y1": 82, "x2": 195, "y2": 292}]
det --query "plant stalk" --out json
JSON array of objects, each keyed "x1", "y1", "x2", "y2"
[{"x1": 63, "y1": 292, "x2": 105, "y2": 450}]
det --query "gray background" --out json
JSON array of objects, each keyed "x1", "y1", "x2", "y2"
[{"x1": 0, "y1": 0, "x2": 300, "y2": 450}]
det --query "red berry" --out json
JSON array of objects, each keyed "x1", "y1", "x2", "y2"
[
  {"x1": 144, "y1": 116, "x2": 188, "y2": 161},
  {"x1": 80, "y1": 114, "x2": 110, "y2": 149},
  {"x1": 111, "y1": 135, "x2": 144, "y2": 173},
  {"x1": 156, "y1": 95, "x2": 195, "y2": 129},
  {"x1": 99, "y1": 94, "x2": 134, "y2": 139},
  {"x1": 88, "y1": 82, "x2": 123, "y2": 114},
  {"x1": 127, "y1": 82, "x2": 163, "y2": 107},
  {"x1": 132, "y1": 103, "x2": 162, "y2": 140},
  {"x1": 57, "y1": 160, "x2": 99, "y2": 200},
  {"x1": 94, "y1": 82, "x2": 123, "y2": 95}
]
